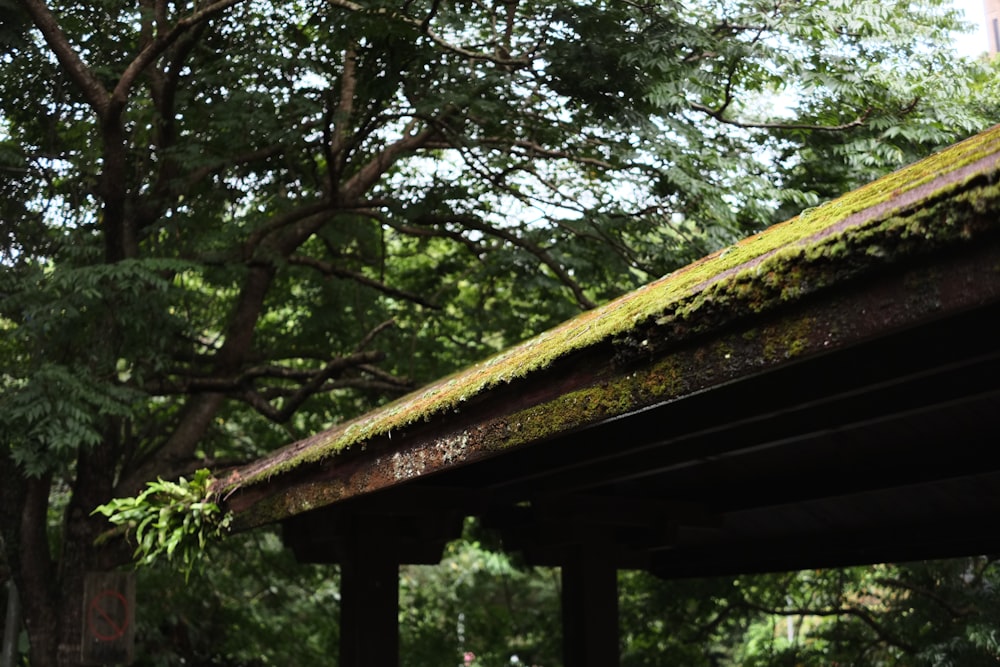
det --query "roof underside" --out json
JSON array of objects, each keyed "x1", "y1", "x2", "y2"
[{"x1": 222, "y1": 125, "x2": 1000, "y2": 578}]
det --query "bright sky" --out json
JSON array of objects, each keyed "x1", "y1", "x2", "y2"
[{"x1": 953, "y1": 0, "x2": 989, "y2": 56}]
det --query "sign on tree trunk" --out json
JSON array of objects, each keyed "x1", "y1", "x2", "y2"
[{"x1": 81, "y1": 572, "x2": 135, "y2": 666}]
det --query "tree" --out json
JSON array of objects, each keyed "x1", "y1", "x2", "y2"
[
  {"x1": 1, "y1": 0, "x2": 996, "y2": 664},
  {"x1": 616, "y1": 557, "x2": 1000, "y2": 667},
  {"x1": 399, "y1": 522, "x2": 563, "y2": 667}
]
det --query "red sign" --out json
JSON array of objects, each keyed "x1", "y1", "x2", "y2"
[
  {"x1": 86, "y1": 589, "x2": 130, "y2": 641},
  {"x1": 81, "y1": 571, "x2": 135, "y2": 665}
]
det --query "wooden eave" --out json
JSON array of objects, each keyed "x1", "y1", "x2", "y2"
[{"x1": 220, "y1": 124, "x2": 1000, "y2": 577}]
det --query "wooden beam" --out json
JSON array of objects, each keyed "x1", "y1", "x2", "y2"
[
  {"x1": 339, "y1": 525, "x2": 400, "y2": 667},
  {"x1": 561, "y1": 548, "x2": 619, "y2": 667},
  {"x1": 283, "y1": 503, "x2": 464, "y2": 565}
]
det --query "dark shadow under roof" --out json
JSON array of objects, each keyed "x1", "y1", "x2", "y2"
[{"x1": 219, "y1": 124, "x2": 1000, "y2": 577}]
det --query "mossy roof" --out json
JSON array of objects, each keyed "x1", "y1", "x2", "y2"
[{"x1": 221, "y1": 123, "x2": 1000, "y2": 505}]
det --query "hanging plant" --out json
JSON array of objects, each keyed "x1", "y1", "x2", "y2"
[{"x1": 93, "y1": 469, "x2": 231, "y2": 579}]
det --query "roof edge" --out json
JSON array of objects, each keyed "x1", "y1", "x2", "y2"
[{"x1": 218, "y1": 124, "x2": 1000, "y2": 509}]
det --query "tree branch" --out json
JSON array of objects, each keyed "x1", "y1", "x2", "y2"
[
  {"x1": 691, "y1": 101, "x2": 875, "y2": 132},
  {"x1": 325, "y1": 44, "x2": 359, "y2": 187},
  {"x1": 341, "y1": 122, "x2": 441, "y2": 201},
  {"x1": 419, "y1": 213, "x2": 597, "y2": 309},
  {"x1": 116, "y1": 392, "x2": 227, "y2": 495},
  {"x1": 354, "y1": 317, "x2": 397, "y2": 351},
  {"x1": 873, "y1": 576, "x2": 977, "y2": 619},
  {"x1": 183, "y1": 142, "x2": 287, "y2": 192},
  {"x1": 146, "y1": 350, "x2": 384, "y2": 394},
  {"x1": 355, "y1": 362, "x2": 412, "y2": 389},
  {"x1": 17, "y1": 0, "x2": 110, "y2": 116},
  {"x1": 738, "y1": 599, "x2": 917, "y2": 654},
  {"x1": 112, "y1": 0, "x2": 249, "y2": 108},
  {"x1": 144, "y1": 23, "x2": 211, "y2": 214},
  {"x1": 287, "y1": 255, "x2": 441, "y2": 308},
  {"x1": 242, "y1": 202, "x2": 334, "y2": 259},
  {"x1": 473, "y1": 136, "x2": 615, "y2": 170},
  {"x1": 120, "y1": 263, "x2": 276, "y2": 490},
  {"x1": 328, "y1": 0, "x2": 531, "y2": 68},
  {"x1": 235, "y1": 351, "x2": 387, "y2": 422}
]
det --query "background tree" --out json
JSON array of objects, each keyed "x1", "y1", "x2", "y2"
[
  {"x1": 616, "y1": 557, "x2": 1000, "y2": 667},
  {"x1": 1, "y1": 0, "x2": 997, "y2": 665}
]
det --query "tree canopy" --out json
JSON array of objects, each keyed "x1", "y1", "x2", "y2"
[{"x1": 1, "y1": 0, "x2": 998, "y2": 665}]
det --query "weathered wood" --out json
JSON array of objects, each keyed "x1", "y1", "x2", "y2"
[
  {"x1": 284, "y1": 499, "x2": 463, "y2": 566},
  {"x1": 223, "y1": 127, "x2": 1000, "y2": 533},
  {"x1": 339, "y1": 524, "x2": 400, "y2": 667},
  {"x1": 561, "y1": 549, "x2": 619, "y2": 667}
]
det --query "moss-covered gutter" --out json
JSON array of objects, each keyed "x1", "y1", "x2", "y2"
[{"x1": 218, "y1": 123, "x2": 1000, "y2": 526}]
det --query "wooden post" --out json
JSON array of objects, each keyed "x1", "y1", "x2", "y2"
[
  {"x1": 561, "y1": 549, "x2": 620, "y2": 667},
  {"x1": 339, "y1": 526, "x2": 400, "y2": 667}
]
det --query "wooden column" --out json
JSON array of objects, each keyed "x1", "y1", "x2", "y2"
[
  {"x1": 339, "y1": 526, "x2": 400, "y2": 667},
  {"x1": 561, "y1": 549, "x2": 620, "y2": 667}
]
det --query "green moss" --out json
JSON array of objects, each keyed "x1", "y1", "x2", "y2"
[
  {"x1": 485, "y1": 357, "x2": 691, "y2": 451},
  {"x1": 230, "y1": 125, "x2": 1000, "y2": 491},
  {"x1": 758, "y1": 315, "x2": 814, "y2": 360}
]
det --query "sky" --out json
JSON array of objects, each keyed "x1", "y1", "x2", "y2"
[{"x1": 953, "y1": 0, "x2": 989, "y2": 56}]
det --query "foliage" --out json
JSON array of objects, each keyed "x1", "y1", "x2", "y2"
[
  {"x1": 1, "y1": 258, "x2": 188, "y2": 475},
  {"x1": 128, "y1": 529, "x2": 341, "y2": 667},
  {"x1": 92, "y1": 469, "x2": 230, "y2": 580},
  {"x1": 400, "y1": 523, "x2": 562, "y2": 667},
  {"x1": 618, "y1": 559, "x2": 1000, "y2": 667}
]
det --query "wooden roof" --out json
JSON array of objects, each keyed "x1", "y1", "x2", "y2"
[{"x1": 219, "y1": 124, "x2": 1000, "y2": 577}]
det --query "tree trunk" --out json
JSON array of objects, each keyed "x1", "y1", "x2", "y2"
[
  {"x1": 1, "y1": 435, "x2": 130, "y2": 667},
  {"x1": 8, "y1": 474, "x2": 57, "y2": 667}
]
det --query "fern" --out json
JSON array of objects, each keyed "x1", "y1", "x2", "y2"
[{"x1": 93, "y1": 469, "x2": 231, "y2": 580}]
